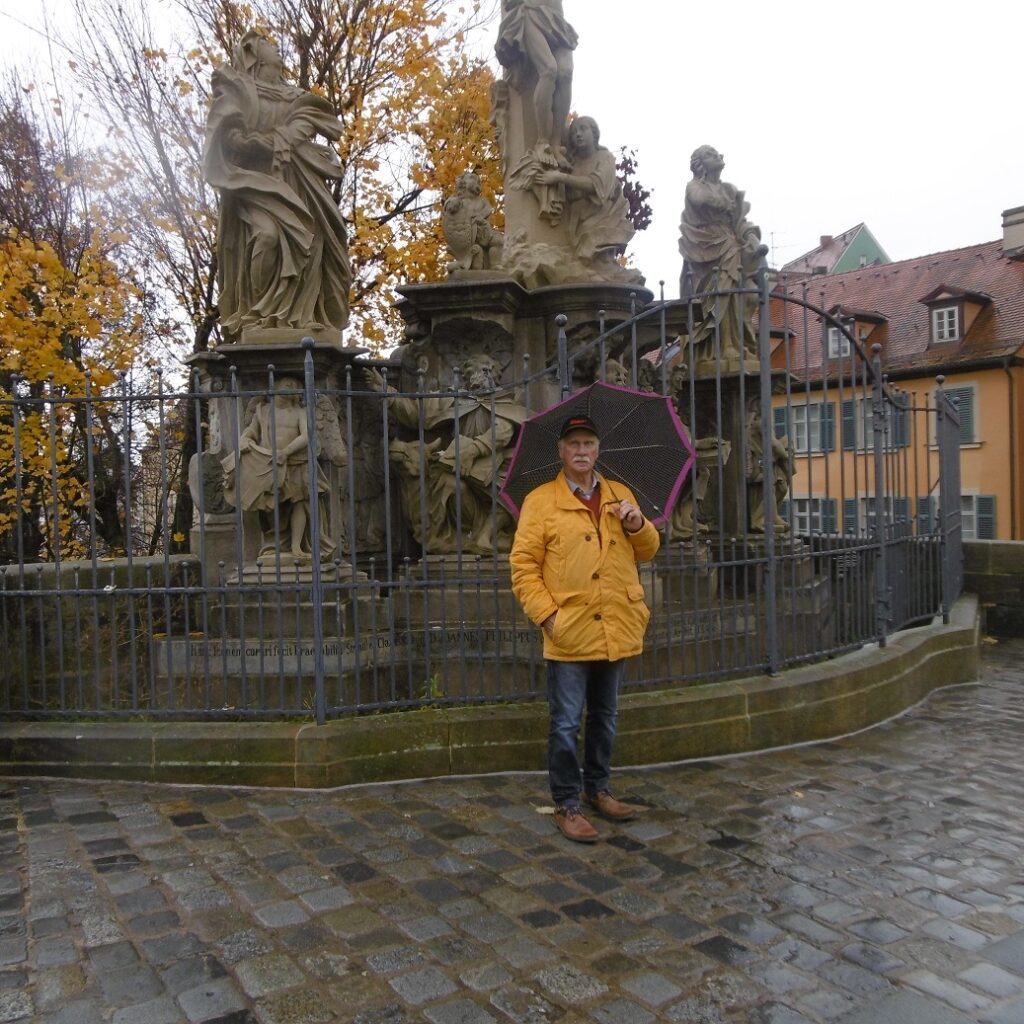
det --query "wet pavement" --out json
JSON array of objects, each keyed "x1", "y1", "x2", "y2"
[{"x1": 4, "y1": 640, "x2": 1024, "y2": 1024}]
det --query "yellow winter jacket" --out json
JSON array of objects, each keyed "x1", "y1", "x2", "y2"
[{"x1": 509, "y1": 471, "x2": 661, "y2": 661}]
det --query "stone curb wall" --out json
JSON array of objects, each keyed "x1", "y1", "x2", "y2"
[
  {"x1": 965, "y1": 540, "x2": 1024, "y2": 637},
  {"x1": 0, "y1": 595, "x2": 979, "y2": 788}
]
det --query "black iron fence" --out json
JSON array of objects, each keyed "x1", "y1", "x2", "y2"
[{"x1": 1, "y1": 278, "x2": 963, "y2": 722}]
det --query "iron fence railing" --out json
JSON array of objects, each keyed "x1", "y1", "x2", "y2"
[{"x1": 1, "y1": 277, "x2": 963, "y2": 721}]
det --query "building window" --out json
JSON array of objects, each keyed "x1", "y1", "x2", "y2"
[
  {"x1": 783, "y1": 497, "x2": 837, "y2": 535},
  {"x1": 843, "y1": 496, "x2": 911, "y2": 535},
  {"x1": 774, "y1": 402, "x2": 835, "y2": 454},
  {"x1": 961, "y1": 494, "x2": 996, "y2": 540},
  {"x1": 827, "y1": 327, "x2": 852, "y2": 359},
  {"x1": 842, "y1": 397, "x2": 909, "y2": 451},
  {"x1": 932, "y1": 305, "x2": 960, "y2": 342}
]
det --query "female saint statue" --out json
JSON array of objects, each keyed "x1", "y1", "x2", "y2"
[{"x1": 204, "y1": 31, "x2": 352, "y2": 340}]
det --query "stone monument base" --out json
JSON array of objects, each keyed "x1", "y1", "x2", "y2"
[{"x1": 239, "y1": 325, "x2": 345, "y2": 350}]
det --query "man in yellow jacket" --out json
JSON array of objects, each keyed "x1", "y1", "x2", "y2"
[{"x1": 510, "y1": 414, "x2": 661, "y2": 842}]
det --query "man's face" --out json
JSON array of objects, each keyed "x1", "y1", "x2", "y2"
[{"x1": 559, "y1": 430, "x2": 599, "y2": 476}]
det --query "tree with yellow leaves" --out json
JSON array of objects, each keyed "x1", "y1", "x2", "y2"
[{"x1": 0, "y1": 81, "x2": 147, "y2": 562}]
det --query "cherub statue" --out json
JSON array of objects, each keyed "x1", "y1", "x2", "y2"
[{"x1": 442, "y1": 171, "x2": 504, "y2": 273}]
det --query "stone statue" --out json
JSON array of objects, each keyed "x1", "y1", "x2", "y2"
[
  {"x1": 679, "y1": 145, "x2": 768, "y2": 366},
  {"x1": 188, "y1": 451, "x2": 233, "y2": 516},
  {"x1": 442, "y1": 171, "x2": 504, "y2": 273},
  {"x1": 221, "y1": 378, "x2": 342, "y2": 563},
  {"x1": 204, "y1": 30, "x2": 352, "y2": 342},
  {"x1": 369, "y1": 355, "x2": 530, "y2": 556},
  {"x1": 540, "y1": 117, "x2": 636, "y2": 279},
  {"x1": 496, "y1": 0, "x2": 577, "y2": 211},
  {"x1": 667, "y1": 366, "x2": 731, "y2": 539},
  {"x1": 746, "y1": 407, "x2": 791, "y2": 533},
  {"x1": 670, "y1": 437, "x2": 731, "y2": 541},
  {"x1": 636, "y1": 361, "x2": 659, "y2": 393},
  {"x1": 600, "y1": 358, "x2": 629, "y2": 387}
]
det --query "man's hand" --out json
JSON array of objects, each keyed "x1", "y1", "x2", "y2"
[
  {"x1": 615, "y1": 501, "x2": 644, "y2": 534},
  {"x1": 542, "y1": 613, "x2": 557, "y2": 637}
]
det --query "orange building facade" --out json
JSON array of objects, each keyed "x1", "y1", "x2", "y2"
[{"x1": 769, "y1": 213, "x2": 1024, "y2": 541}]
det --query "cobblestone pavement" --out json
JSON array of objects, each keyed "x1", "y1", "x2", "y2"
[{"x1": 5, "y1": 641, "x2": 1024, "y2": 1024}]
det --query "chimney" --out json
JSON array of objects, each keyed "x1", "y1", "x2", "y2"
[
  {"x1": 820, "y1": 235, "x2": 834, "y2": 248},
  {"x1": 1004, "y1": 207, "x2": 1024, "y2": 260}
]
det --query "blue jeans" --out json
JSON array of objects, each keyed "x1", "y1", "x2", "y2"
[{"x1": 546, "y1": 659, "x2": 625, "y2": 807}]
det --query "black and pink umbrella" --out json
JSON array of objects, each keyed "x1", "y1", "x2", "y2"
[{"x1": 499, "y1": 381, "x2": 696, "y2": 527}]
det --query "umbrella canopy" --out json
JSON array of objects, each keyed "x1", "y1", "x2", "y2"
[{"x1": 500, "y1": 382, "x2": 696, "y2": 527}]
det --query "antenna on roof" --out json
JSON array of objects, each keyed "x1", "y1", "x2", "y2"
[{"x1": 769, "y1": 232, "x2": 795, "y2": 270}]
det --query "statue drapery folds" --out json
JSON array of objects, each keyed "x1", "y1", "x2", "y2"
[{"x1": 204, "y1": 31, "x2": 352, "y2": 340}]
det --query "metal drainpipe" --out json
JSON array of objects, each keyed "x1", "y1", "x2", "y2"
[{"x1": 1003, "y1": 355, "x2": 1017, "y2": 539}]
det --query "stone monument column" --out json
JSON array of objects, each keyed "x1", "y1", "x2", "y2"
[{"x1": 191, "y1": 28, "x2": 377, "y2": 577}]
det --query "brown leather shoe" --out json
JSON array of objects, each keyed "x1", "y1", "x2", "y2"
[
  {"x1": 584, "y1": 790, "x2": 637, "y2": 822},
  {"x1": 553, "y1": 805, "x2": 599, "y2": 843}
]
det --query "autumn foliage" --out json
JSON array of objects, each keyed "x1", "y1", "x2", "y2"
[
  {"x1": 0, "y1": 0, "x2": 650, "y2": 559},
  {"x1": 0, "y1": 81, "x2": 151, "y2": 561}
]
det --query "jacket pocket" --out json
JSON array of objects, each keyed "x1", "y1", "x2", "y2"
[
  {"x1": 550, "y1": 591, "x2": 585, "y2": 646},
  {"x1": 626, "y1": 584, "x2": 651, "y2": 632}
]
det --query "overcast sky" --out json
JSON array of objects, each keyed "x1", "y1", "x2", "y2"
[{"x1": 2, "y1": 0, "x2": 1020, "y2": 296}]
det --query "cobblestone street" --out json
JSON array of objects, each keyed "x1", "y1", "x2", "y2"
[{"x1": 3, "y1": 640, "x2": 1024, "y2": 1023}]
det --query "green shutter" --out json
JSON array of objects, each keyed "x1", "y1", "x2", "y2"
[
  {"x1": 821, "y1": 402, "x2": 836, "y2": 452},
  {"x1": 893, "y1": 401, "x2": 910, "y2": 448},
  {"x1": 917, "y1": 496, "x2": 934, "y2": 533},
  {"x1": 841, "y1": 400, "x2": 856, "y2": 450},
  {"x1": 773, "y1": 406, "x2": 788, "y2": 440},
  {"x1": 943, "y1": 386, "x2": 975, "y2": 445},
  {"x1": 977, "y1": 495, "x2": 996, "y2": 539},
  {"x1": 823, "y1": 498, "x2": 837, "y2": 534},
  {"x1": 843, "y1": 498, "x2": 858, "y2": 534}
]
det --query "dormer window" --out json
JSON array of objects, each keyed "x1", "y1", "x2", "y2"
[
  {"x1": 920, "y1": 285, "x2": 990, "y2": 346},
  {"x1": 827, "y1": 327, "x2": 851, "y2": 359},
  {"x1": 932, "y1": 306, "x2": 960, "y2": 342}
]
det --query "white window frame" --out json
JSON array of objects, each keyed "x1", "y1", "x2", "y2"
[
  {"x1": 859, "y1": 495, "x2": 910, "y2": 534},
  {"x1": 827, "y1": 326, "x2": 852, "y2": 359},
  {"x1": 789, "y1": 496, "x2": 836, "y2": 535},
  {"x1": 961, "y1": 493, "x2": 977, "y2": 540},
  {"x1": 932, "y1": 305, "x2": 960, "y2": 343},
  {"x1": 791, "y1": 402, "x2": 830, "y2": 455},
  {"x1": 849, "y1": 396, "x2": 900, "y2": 452}
]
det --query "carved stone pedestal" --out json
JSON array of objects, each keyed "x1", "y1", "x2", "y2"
[
  {"x1": 394, "y1": 278, "x2": 653, "y2": 410},
  {"x1": 657, "y1": 541, "x2": 719, "y2": 603},
  {"x1": 393, "y1": 556, "x2": 521, "y2": 625}
]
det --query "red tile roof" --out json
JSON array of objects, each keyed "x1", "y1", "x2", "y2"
[{"x1": 770, "y1": 240, "x2": 1024, "y2": 378}]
